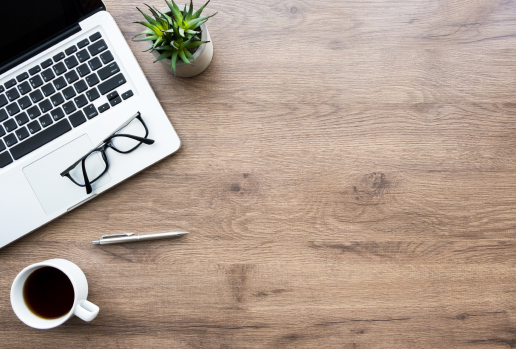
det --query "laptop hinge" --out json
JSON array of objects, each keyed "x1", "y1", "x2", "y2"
[{"x1": 0, "y1": 24, "x2": 81, "y2": 76}]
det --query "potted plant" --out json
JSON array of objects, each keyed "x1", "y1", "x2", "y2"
[{"x1": 134, "y1": 0, "x2": 216, "y2": 77}]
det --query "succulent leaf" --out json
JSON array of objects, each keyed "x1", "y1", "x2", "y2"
[
  {"x1": 171, "y1": 51, "x2": 179, "y2": 75},
  {"x1": 133, "y1": 36, "x2": 159, "y2": 42},
  {"x1": 185, "y1": 40, "x2": 208, "y2": 49},
  {"x1": 187, "y1": 0, "x2": 194, "y2": 19},
  {"x1": 135, "y1": 22, "x2": 162, "y2": 36},
  {"x1": 178, "y1": 49, "x2": 191, "y2": 65},
  {"x1": 137, "y1": 8, "x2": 158, "y2": 26},
  {"x1": 166, "y1": 0, "x2": 183, "y2": 22},
  {"x1": 154, "y1": 50, "x2": 174, "y2": 62},
  {"x1": 192, "y1": 0, "x2": 210, "y2": 19}
]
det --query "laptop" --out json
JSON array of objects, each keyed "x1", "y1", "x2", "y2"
[{"x1": 0, "y1": 0, "x2": 181, "y2": 248}]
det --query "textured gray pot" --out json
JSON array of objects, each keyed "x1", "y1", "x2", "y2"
[{"x1": 148, "y1": 7, "x2": 214, "y2": 77}]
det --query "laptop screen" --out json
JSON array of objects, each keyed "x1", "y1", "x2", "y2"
[{"x1": 0, "y1": 0, "x2": 104, "y2": 68}]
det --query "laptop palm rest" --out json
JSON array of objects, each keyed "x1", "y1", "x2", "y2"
[{"x1": 23, "y1": 134, "x2": 111, "y2": 215}]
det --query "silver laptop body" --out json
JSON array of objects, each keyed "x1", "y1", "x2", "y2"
[{"x1": 0, "y1": 1, "x2": 181, "y2": 247}]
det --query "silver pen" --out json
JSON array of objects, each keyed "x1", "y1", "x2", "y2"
[{"x1": 92, "y1": 231, "x2": 189, "y2": 245}]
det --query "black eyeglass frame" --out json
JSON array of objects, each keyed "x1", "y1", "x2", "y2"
[{"x1": 60, "y1": 113, "x2": 155, "y2": 194}]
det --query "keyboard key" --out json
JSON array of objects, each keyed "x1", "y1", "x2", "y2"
[
  {"x1": 0, "y1": 125, "x2": 4, "y2": 137},
  {"x1": 122, "y1": 90, "x2": 134, "y2": 100},
  {"x1": 83, "y1": 104, "x2": 98, "y2": 119},
  {"x1": 97, "y1": 62, "x2": 120, "y2": 81},
  {"x1": 88, "y1": 57, "x2": 102, "y2": 71},
  {"x1": 41, "y1": 83, "x2": 56, "y2": 97},
  {"x1": 27, "y1": 105, "x2": 41, "y2": 119},
  {"x1": 27, "y1": 120, "x2": 41, "y2": 134},
  {"x1": 29, "y1": 90, "x2": 44, "y2": 103},
  {"x1": 18, "y1": 96, "x2": 32, "y2": 109},
  {"x1": 53, "y1": 62, "x2": 67, "y2": 75},
  {"x1": 29, "y1": 66, "x2": 41, "y2": 76},
  {"x1": 0, "y1": 151, "x2": 13, "y2": 168},
  {"x1": 51, "y1": 107, "x2": 65, "y2": 121},
  {"x1": 0, "y1": 138, "x2": 4, "y2": 151},
  {"x1": 65, "y1": 70, "x2": 79, "y2": 84},
  {"x1": 77, "y1": 49, "x2": 90, "y2": 63},
  {"x1": 65, "y1": 45, "x2": 77, "y2": 56},
  {"x1": 100, "y1": 50, "x2": 114, "y2": 64},
  {"x1": 4, "y1": 79, "x2": 16, "y2": 89},
  {"x1": 86, "y1": 73, "x2": 100, "y2": 87},
  {"x1": 16, "y1": 72, "x2": 29, "y2": 82},
  {"x1": 69, "y1": 110, "x2": 87, "y2": 127},
  {"x1": 88, "y1": 39, "x2": 108, "y2": 56},
  {"x1": 74, "y1": 94, "x2": 88, "y2": 108},
  {"x1": 64, "y1": 56, "x2": 79, "y2": 69},
  {"x1": 86, "y1": 88, "x2": 100, "y2": 102},
  {"x1": 29, "y1": 75, "x2": 43, "y2": 88},
  {"x1": 50, "y1": 93, "x2": 64, "y2": 107},
  {"x1": 6, "y1": 88, "x2": 20, "y2": 102},
  {"x1": 0, "y1": 86, "x2": 3, "y2": 93},
  {"x1": 109, "y1": 96, "x2": 122, "y2": 107},
  {"x1": 89, "y1": 32, "x2": 102, "y2": 42},
  {"x1": 62, "y1": 86, "x2": 76, "y2": 100},
  {"x1": 39, "y1": 114, "x2": 53, "y2": 127},
  {"x1": 77, "y1": 39, "x2": 89, "y2": 49},
  {"x1": 39, "y1": 99, "x2": 53, "y2": 113},
  {"x1": 15, "y1": 126, "x2": 29, "y2": 141},
  {"x1": 15, "y1": 112, "x2": 29, "y2": 126},
  {"x1": 4, "y1": 119, "x2": 17, "y2": 132},
  {"x1": 6, "y1": 103, "x2": 20, "y2": 116},
  {"x1": 18, "y1": 81, "x2": 31, "y2": 95},
  {"x1": 41, "y1": 59, "x2": 53, "y2": 69},
  {"x1": 107, "y1": 91, "x2": 119, "y2": 100},
  {"x1": 53, "y1": 76, "x2": 67, "y2": 90},
  {"x1": 98, "y1": 103, "x2": 110, "y2": 113},
  {"x1": 10, "y1": 119, "x2": 72, "y2": 160},
  {"x1": 74, "y1": 80, "x2": 88, "y2": 93},
  {"x1": 53, "y1": 52, "x2": 65, "y2": 62},
  {"x1": 41, "y1": 68, "x2": 55, "y2": 82},
  {"x1": 97, "y1": 73, "x2": 126, "y2": 95},
  {"x1": 62, "y1": 101, "x2": 76, "y2": 115},
  {"x1": 4, "y1": 133, "x2": 17, "y2": 147},
  {"x1": 0, "y1": 94, "x2": 7, "y2": 108},
  {"x1": 0, "y1": 109, "x2": 7, "y2": 122},
  {"x1": 77, "y1": 64, "x2": 91, "y2": 77}
]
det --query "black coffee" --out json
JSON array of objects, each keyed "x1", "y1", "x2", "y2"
[{"x1": 23, "y1": 266, "x2": 75, "y2": 319}]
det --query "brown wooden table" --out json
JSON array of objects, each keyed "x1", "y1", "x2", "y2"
[{"x1": 2, "y1": 0, "x2": 516, "y2": 347}]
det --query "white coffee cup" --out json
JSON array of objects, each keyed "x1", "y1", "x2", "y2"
[{"x1": 11, "y1": 259, "x2": 99, "y2": 329}]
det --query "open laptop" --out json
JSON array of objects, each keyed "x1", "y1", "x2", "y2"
[{"x1": 0, "y1": 1, "x2": 181, "y2": 247}]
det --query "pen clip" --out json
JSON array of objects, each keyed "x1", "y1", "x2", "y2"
[{"x1": 101, "y1": 233, "x2": 134, "y2": 239}]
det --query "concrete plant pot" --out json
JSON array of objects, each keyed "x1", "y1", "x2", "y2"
[{"x1": 147, "y1": 7, "x2": 214, "y2": 78}]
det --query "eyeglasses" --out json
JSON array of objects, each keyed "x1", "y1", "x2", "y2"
[{"x1": 60, "y1": 112, "x2": 155, "y2": 194}]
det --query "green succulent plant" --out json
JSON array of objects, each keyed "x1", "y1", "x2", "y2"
[{"x1": 133, "y1": 0, "x2": 216, "y2": 75}]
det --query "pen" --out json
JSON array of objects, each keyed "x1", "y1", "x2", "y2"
[{"x1": 92, "y1": 231, "x2": 188, "y2": 245}]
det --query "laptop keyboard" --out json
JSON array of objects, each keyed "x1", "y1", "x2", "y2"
[{"x1": 0, "y1": 31, "x2": 134, "y2": 169}]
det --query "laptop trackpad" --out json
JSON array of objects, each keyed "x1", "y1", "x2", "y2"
[{"x1": 23, "y1": 134, "x2": 112, "y2": 215}]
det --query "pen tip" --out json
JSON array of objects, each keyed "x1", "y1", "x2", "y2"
[{"x1": 92, "y1": 240, "x2": 100, "y2": 245}]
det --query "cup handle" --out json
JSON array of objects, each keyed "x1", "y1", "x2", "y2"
[{"x1": 74, "y1": 300, "x2": 99, "y2": 322}]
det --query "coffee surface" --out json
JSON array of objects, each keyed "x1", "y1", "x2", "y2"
[{"x1": 23, "y1": 266, "x2": 74, "y2": 319}]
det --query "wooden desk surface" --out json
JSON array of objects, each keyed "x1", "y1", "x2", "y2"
[{"x1": 2, "y1": 0, "x2": 516, "y2": 347}]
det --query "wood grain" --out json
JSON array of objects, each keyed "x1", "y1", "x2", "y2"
[{"x1": 3, "y1": 0, "x2": 516, "y2": 347}]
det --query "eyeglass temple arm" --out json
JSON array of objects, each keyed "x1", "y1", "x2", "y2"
[
  {"x1": 60, "y1": 112, "x2": 142, "y2": 176},
  {"x1": 81, "y1": 157, "x2": 93, "y2": 194},
  {"x1": 60, "y1": 151, "x2": 94, "y2": 176},
  {"x1": 110, "y1": 133, "x2": 155, "y2": 145}
]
